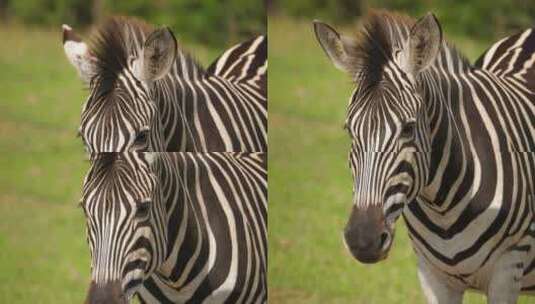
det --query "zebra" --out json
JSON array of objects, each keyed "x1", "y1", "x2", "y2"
[
  {"x1": 80, "y1": 152, "x2": 267, "y2": 303},
  {"x1": 313, "y1": 10, "x2": 535, "y2": 303},
  {"x1": 62, "y1": 17, "x2": 267, "y2": 153}
]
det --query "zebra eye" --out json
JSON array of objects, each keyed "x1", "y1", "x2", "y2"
[
  {"x1": 136, "y1": 201, "x2": 151, "y2": 219},
  {"x1": 134, "y1": 130, "x2": 149, "y2": 146},
  {"x1": 400, "y1": 122, "x2": 416, "y2": 139}
]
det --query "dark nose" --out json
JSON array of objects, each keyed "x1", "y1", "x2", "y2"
[
  {"x1": 85, "y1": 280, "x2": 127, "y2": 304},
  {"x1": 343, "y1": 205, "x2": 391, "y2": 264}
]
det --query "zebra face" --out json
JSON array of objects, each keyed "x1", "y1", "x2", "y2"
[
  {"x1": 81, "y1": 153, "x2": 167, "y2": 302},
  {"x1": 314, "y1": 13, "x2": 442, "y2": 263},
  {"x1": 63, "y1": 22, "x2": 177, "y2": 152},
  {"x1": 78, "y1": 70, "x2": 163, "y2": 153},
  {"x1": 343, "y1": 103, "x2": 430, "y2": 263}
]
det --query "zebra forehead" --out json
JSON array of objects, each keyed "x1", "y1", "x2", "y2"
[
  {"x1": 347, "y1": 91, "x2": 410, "y2": 124},
  {"x1": 86, "y1": 76, "x2": 151, "y2": 113},
  {"x1": 85, "y1": 154, "x2": 155, "y2": 199}
]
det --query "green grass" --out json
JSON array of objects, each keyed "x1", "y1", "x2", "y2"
[
  {"x1": 267, "y1": 15, "x2": 531, "y2": 304},
  {"x1": 0, "y1": 24, "x2": 219, "y2": 303}
]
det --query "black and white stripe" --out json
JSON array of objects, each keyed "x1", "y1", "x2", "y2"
[
  {"x1": 63, "y1": 17, "x2": 267, "y2": 153},
  {"x1": 314, "y1": 11, "x2": 535, "y2": 302},
  {"x1": 81, "y1": 152, "x2": 267, "y2": 303}
]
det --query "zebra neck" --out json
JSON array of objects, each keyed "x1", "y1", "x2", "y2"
[
  {"x1": 156, "y1": 154, "x2": 211, "y2": 284},
  {"x1": 173, "y1": 52, "x2": 206, "y2": 80},
  {"x1": 418, "y1": 50, "x2": 477, "y2": 215},
  {"x1": 153, "y1": 59, "x2": 209, "y2": 151},
  {"x1": 154, "y1": 66, "x2": 250, "y2": 151}
]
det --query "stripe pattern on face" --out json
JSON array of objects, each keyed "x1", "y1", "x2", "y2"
[
  {"x1": 341, "y1": 11, "x2": 535, "y2": 294},
  {"x1": 82, "y1": 153, "x2": 166, "y2": 297},
  {"x1": 82, "y1": 152, "x2": 267, "y2": 303},
  {"x1": 346, "y1": 59, "x2": 430, "y2": 223},
  {"x1": 77, "y1": 17, "x2": 267, "y2": 153},
  {"x1": 81, "y1": 67, "x2": 159, "y2": 153}
]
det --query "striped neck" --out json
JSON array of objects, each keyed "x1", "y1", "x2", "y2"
[
  {"x1": 150, "y1": 63, "x2": 207, "y2": 151},
  {"x1": 156, "y1": 154, "x2": 208, "y2": 279},
  {"x1": 170, "y1": 51, "x2": 206, "y2": 80},
  {"x1": 418, "y1": 44, "x2": 476, "y2": 213}
]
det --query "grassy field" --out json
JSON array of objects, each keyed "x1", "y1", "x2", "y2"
[
  {"x1": 267, "y1": 15, "x2": 532, "y2": 304},
  {"x1": 0, "y1": 24, "x2": 218, "y2": 303}
]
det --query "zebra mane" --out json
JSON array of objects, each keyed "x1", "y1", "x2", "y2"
[
  {"x1": 348, "y1": 10, "x2": 470, "y2": 90},
  {"x1": 88, "y1": 16, "x2": 204, "y2": 87}
]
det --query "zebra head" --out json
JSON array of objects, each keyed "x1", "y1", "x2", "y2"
[
  {"x1": 81, "y1": 153, "x2": 167, "y2": 303},
  {"x1": 63, "y1": 19, "x2": 177, "y2": 152},
  {"x1": 314, "y1": 13, "x2": 441, "y2": 263}
]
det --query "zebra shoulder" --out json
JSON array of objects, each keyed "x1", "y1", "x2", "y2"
[
  {"x1": 474, "y1": 29, "x2": 535, "y2": 83},
  {"x1": 207, "y1": 35, "x2": 267, "y2": 90}
]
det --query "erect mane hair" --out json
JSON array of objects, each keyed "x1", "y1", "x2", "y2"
[
  {"x1": 88, "y1": 16, "x2": 204, "y2": 90},
  {"x1": 347, "y1": 10, "x2": 470, "y2": 92}
]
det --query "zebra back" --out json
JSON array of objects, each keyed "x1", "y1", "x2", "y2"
[
  {"x1": 475, "y1": 28, "x2": 535, "y2": 87},
  {"x1": 207, "y1": 36, "x2": 267, "y2": 93}
]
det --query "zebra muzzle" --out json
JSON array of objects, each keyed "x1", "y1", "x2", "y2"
[
  {"x1": 85, "y1": 280, "x2": 128, "y2": 304},
  {"x1": 343, "y1": 205, "x2": 393, "y2": 264}
]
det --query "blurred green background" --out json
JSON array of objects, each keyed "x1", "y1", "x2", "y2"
[
  {"x1": 268, "y1": 1, "x2": 534, "y2": 304},
  {"x1": 0, "y1": 0, "x2": 266, "y2": 47},
  {"x1": 0, "y1": 1, "x2": 261, "y2": 303},
  {"x1": 268, "y1": 0, "x2": 535, "y2": 43}
]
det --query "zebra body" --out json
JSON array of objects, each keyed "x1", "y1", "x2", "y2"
[
  {"x1": 63, "y1": 17, "x2": 267, "y2": 152},
  {"x1": 81, "y1": 152, "x2": 267, "y2": 303},
  {"x1": 314, "y1": 11, "x2": 535, "y2": 302},
  {"x1": 407, "y1": 58, "x2": 535, "y2": 295}
]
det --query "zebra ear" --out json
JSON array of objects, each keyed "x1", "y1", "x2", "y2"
[
  {"x1": 133, "y1": 27, "x2": 177, "y2": 81},
  {"x1": 313, "y1": 21, "x2": 356, "y2": 73},
  {"x1": 62, "y1": 24, "x2": 97, "y2": 83},
  {"x1": 406, "y1": 13, "x2": 442, "y2": 75}
]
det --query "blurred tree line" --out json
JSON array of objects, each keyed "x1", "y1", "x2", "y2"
[
  {"x1": 268, "y1": 0, "x2": 535, "y2": 42},
  {"x1": 0, "y1": 0, "x2": 266, "y2": 47}
]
